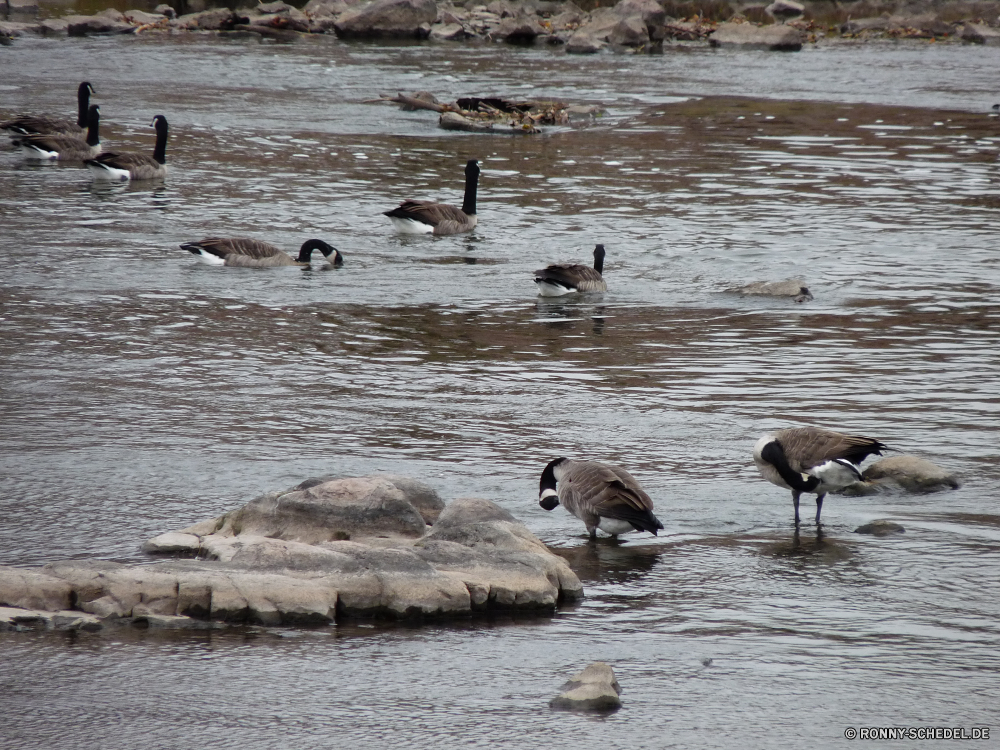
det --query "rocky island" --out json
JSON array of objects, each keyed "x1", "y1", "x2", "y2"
[{"x1": 0, "y1": 475, "x2": 583, "y2": 632}]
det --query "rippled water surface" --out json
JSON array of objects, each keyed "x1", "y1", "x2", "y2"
[{"x1": 1, "y1": 34, "x2": 999, "y2": 749}]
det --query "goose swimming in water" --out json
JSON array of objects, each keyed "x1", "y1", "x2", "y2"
[
  {"x1": 384, "y1": 159, "x2": 480, "y2": 236},
  {"x1": 538, "y1": 457, "x2": 663, "y2": 538},
  {"x1": 181, "y1": 238, "x2": 343, "y2": 268},
  {"x1": 753, "y1": 427, "x2": 888, "y2": 525},
  {"x1": 85, "y1": 114, "x2": 168, "y2": 181},
  {"x1": 1, "y1": 82, "x2": 96, "y2": 137},
  {"x1": 15, "y1": 104, "x2": 101, "y2": 161},
  {"x1": 534, "y1": 244, "x2": 608, "y2": 296}
]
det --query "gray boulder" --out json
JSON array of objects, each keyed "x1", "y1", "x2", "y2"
[
  {"x1": 565, "y1": 30, "x2": 604, "y2": 52},
  {"x1": 4, "y1": 476, "x2": 582, "y2": 628},
  {"x1": 154, "y1": 4, "x2": 177, "y2": 19},
  {"x1": 614, "y1": 0, "x2": 664, "y2": 37},
  {"x1": 174, "y1": 8, "x2": 248, "y2": 30},
  {"x1": 334, "y1": 0, "x2": 438, "y2": 38},
  {"x1": 609, "y1": 14, "x2": 648, "y2": 46},
  {"x1": 738, "y1": 279, "x2": 813, "y2": 302},
  {"x1": 1, "y1": 606, "x2": 103, "y2": 633},
  {"x1": 124, "y1": 9, "x2": 167, "y2": 25},
  {"x1": 961, "y1": 22, "x2": 1000, "y2": 44},
  {"x1": 430, "y1": 21, "x2": 468, "y2": 39},
  {"x1": 709, "y1": 22, "x2": 803, "y2": 50},
  {"x1": 854, "y1": 520, "x2": 906, "y2": 536},
  {"x1": 550, "y1": 662, "x2": 622, "y2": 711},
  {"x1": 210, "y1": 476, "x2": 429, "y2": 543},
  {"x1": 65, "y1": 13, "x2": 136, "y2": 35},
  {"x1": 495, "y1": 13, "x2": 545, "y2": 42},
  {"x1": 840, "y1": 16, "x2": 890, "y2": 34},
  {"x1": 861, "y1": 456, "x2": 961, "y2": 493},
  {"x1": 39, "y1": 17, "x2": 68, "y2": 34}
]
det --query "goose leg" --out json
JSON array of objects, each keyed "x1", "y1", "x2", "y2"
[
  {"x1": 815, "y1": 493, "x2": 826, "y2": 525},
  {"x1": 791, "y1": 490, "x2": 801, "y2": 525}
]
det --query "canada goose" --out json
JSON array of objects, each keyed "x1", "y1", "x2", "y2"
[
  {"x1": 85, "y1": 114, "x2": 168, "y2": 181},
  {"x1": 384, "y1": 159, "x2": 480, "y2": 235},
  {"x1": 15, "y1": 104, "x2": 101, "y2": 161},
  {"x1": 1, "y1": 82, "x2": 95, "y2": 137},
  {"x1": 181, "y1": 238, "x2": 343, "y2": 268},
  {"x1": 535, "y1": 244, "x2": 608, "y2": 296},
  {"x1": 538, "y1": 457, "x2": 664, "y2": 538},
  {"x1": 753, "y1": 427, "x2": 888, "y2": 525}
]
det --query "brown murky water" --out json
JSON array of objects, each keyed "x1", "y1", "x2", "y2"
[{"x1": 1, "y1": 33, "x2": 999, "y2": 748}]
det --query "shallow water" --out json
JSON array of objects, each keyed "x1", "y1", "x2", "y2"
[{"x1": 1, "y1": 34, "x2": 999, "y2": 748}]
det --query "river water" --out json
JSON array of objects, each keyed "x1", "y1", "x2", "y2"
[{"x1": 1, "y1": 33, "x2": 999, "y2": 748}]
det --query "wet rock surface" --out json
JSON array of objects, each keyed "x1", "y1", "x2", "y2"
[
  {"x1": 0, "y1": 476, "x2": 583, "y2": 630},
  {"x1": 855, "y1": 520, "x2": 906, "y2": 536},
  {"x1": 550, "y1": 662, "x2": 622, "y2": 711},
  {"x1": 3, "y1": 0, "x2": 997, "y2": 48}
]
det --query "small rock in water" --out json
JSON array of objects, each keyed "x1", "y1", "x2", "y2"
[
  {"x1": 854, "y1": 520, "x2": 906, "y2": 536},
  {"x1": 550, "y1": 662, "x2": 622, "y2": 711},
  {"x1": 737, "y1": 279, "x2": 813, "y2": 302}
]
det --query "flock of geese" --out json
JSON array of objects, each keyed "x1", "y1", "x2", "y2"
[
  {"x1": 2, "y1": 82, "x2": 611, "y2": 288},
  {"x1": 5, "y1": 83, "x2": 890, "y2": 539},
  {"x1": 2, "y1": 82, "x2": 170, "y2": 181}
]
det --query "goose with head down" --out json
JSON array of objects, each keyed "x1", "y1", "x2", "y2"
[
  {"x1": 384, "y1": 159, "x2": 480, "y2": 236},
  {"x1": 538, "y1": 457, "x2": 663, "y2": 539},
  {"x1": 181, "y1": 238, "x2": 343, "y2": 268},
  {"x1": 753, "y1": 426, "x2": 888, "y2": 525}
]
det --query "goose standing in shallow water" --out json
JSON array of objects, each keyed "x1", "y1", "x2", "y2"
[
  {"x1": 538, "y1": 457, "x2": 664, "y2": 538},
  {"x1": 384, "y1": 159, "x2": 479, "y2": 235},
  {"x1": 85, "y1": 114, "x2": 168, "y2": 181},
  {"x1": 1, "y1": 81, "x2": 95, "y2": 137},
  {"x1": 15, "y1": 104, "x2": 101, "y2": 161},
  {"x1": 753, "y1": 427, "x2": 888, "y2": 525},
  {"x1": 181, "y1": 238, "x2": 343, "y2": 268},
  {"x1": 535, "y1": 244, "x2": 608, "y2": 296}
]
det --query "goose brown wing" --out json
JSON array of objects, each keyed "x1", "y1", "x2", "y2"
[
  {"x1": 89, "y1": 152, "x2": 157, "y2": 171},
  {"x1": 561, "y1": 461, "x2": 658, "y2": 523},
  {"x1": 777, "y1": 428, "x2": 886, "y2": 472},
  {"x1": 17, "y1": 132, "x2": 88, "y2": 152},
  {"x1": 534, "y1": 263, "x2": 604, "y2": 286},
  {"x1": 384, "y1": 200, "x2": 466, "y2": 228},
  {"x1": 2, "y1": 115, "x2": 79, "y2": 136},
  {"x1": 200, "y1": 238, "x2": 283, "y2": 260}
]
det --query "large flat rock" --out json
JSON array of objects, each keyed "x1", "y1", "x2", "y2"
[{"x1": 1, "y1": 477, "x2": 582, "y2": 629}]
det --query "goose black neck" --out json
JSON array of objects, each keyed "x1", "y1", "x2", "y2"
[
  {"x1": 296, "y1": 239, "x2": 335, "y2": 263},
  {"x1": 539, "y1": 457, "x2": 566, "y2": 494},
  {"x1": 760, "y1": 441, "x2": 820, "y2": 492},
  {"x1": 593, "y1": 244, "x2": 606, "y2": 274},
  {"x1": 462, "y1": 160, "x2": 479, "y2": 216},
  {"x1": 77, "y1": 83, "x2": 93, "y2": 129},
  {"x1": 85, "y1": 106, "x2": 100, "y2": 147},
  {"x1": 152, "y1": 117, "x2": 169, "y2": 165}
]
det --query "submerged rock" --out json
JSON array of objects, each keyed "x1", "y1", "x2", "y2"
[
  {"x1": 1, "y1": 476, "x2": 582, "y2": 629},
  {"x1": 854, "y1": 520, "x2": 906, "y2": 536},
  {"x1": 861, "y1": 456, "x2": 961, "y2": 492},
  {"x1": 550, "y1": 662, "x2": 622, "y2": 711},
  {"x1": 737, "y1": 279, "x2": 813, "y2": 302}
]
